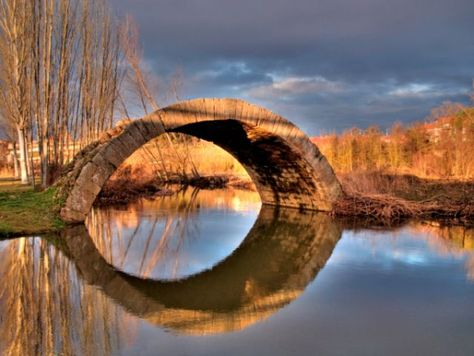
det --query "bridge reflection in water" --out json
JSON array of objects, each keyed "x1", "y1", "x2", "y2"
[
  {"x1": 61, "y1": 207, "x2": 342, "y2": 335},
  {"x1": 2, "y1": 204, "x2": 474, "y2": 355},
  {"x1": 0, "y1": 204, "x2": 343, "y2": 354}
]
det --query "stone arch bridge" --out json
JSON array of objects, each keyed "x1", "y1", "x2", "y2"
[{"x1": 58, "y1": 98, "x2": 342, "y2": 223}]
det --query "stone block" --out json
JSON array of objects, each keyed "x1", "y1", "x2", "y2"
[{"x1": 61, "y1": 207, "x2": 86, "y2": 223}]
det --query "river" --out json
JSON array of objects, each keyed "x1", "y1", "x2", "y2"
[{"x1": 1, "y1": 187, "x2": 474, "y2": 355}]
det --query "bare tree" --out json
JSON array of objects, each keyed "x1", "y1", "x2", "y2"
[
  {"x1": 0, "y1": 0, "x2": 36, "y2": 183},
  {"x1": 0, "y1": 113, "x2": 19, "y2": 177},
  {"x1": 0, "y1": 0, "x2": 123, "y2": 187},
  {"x1": 120, "y1": 17, "x2": 200, "y2": 180}
]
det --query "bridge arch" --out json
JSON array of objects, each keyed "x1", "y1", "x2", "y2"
[{"x1": 58, "y1": 98, "x2": 342, "y2": 223}]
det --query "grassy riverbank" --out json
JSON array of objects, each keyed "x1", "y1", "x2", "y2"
[{"x1": 0, "y1": 180, "x2": 64, "y2": 237}]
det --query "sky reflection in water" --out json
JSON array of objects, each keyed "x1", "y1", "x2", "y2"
[{"x1": 86, "y1": 187, "x2": 262, "y2": 280}]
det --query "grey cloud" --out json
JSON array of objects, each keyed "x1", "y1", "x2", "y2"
[
  {"x1": 191, "y1": 61, "x2": 273, "y2": 88},
  {"x1": 112, "y1": 0, "x2": 474, "y2": 134}
]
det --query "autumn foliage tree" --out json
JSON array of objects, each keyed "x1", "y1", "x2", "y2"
[{"x1": 316, "y1": 103, "x2": 474, "y2": 179}]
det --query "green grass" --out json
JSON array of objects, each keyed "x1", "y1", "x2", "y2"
[{"x1": 0, "y1": 180, "x2": 64, "y2": 237}]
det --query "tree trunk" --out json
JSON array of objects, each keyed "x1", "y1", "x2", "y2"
[
  {"x1": 12, "y1": 141, "x2": 19, "y2": 178},
  {"x1": 16, "y1": 126, "x2": 29, "y2": 184},
  {"x1": 41, "y1": 138, "x2": 49, "y2": 189}
]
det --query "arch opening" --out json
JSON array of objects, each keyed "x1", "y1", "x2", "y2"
[
  {"x1": 99, "y1": 129, "x2": 255, "y2": 201},
  {"x1": 173, "y1": 119, "x2": 325, "y2": 210}
]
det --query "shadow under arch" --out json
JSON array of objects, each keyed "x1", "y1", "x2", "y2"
[
  {"x1": 58, "y1": 98, "x2": 343, "y2": 223},
  {"x1": 59, "y1": 206, "x2": 342, "y2": 335}
]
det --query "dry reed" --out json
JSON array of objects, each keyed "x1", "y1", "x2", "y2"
[{"x1": 334, "y1": 171, "x2": 474, "y2": 224}]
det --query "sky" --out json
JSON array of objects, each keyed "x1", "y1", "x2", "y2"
[
  {"x1": 111, "y1": 0, "x2": 474, "y2": 135},
  {"x1": 0, "y1": 0, "x2": 471, "y2": 141}
]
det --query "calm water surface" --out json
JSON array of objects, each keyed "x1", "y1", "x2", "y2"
[{"x1": 1, "y1": 187, "x2": 474, "y2": 355}]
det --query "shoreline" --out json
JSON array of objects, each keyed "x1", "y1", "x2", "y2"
[
  {"x1": 332, "y1": 194, "x2": 474, "y2": 228},
  {"x1": 1, "y1": 174, "x2": 473, "y2": 237},
  {"x1": 95, "y1": 174, "x2": 255, "y2": 207},
  {"x1": 333, "y1": 172, "x2": 474, "y2": 227}
]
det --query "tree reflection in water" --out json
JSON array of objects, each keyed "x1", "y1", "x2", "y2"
[{"x1": 0, "y1": 237, "x2": 131, "y2": 355}]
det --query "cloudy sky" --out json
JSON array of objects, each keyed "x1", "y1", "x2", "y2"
[{"x1": 113, "y1": 0, "x2": 473, "y2": 135}]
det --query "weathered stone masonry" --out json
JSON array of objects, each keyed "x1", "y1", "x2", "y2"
[{"x1": 57, "y1": 98, "x2": 343, "y2": 223}]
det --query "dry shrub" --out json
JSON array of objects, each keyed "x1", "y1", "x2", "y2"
[
  {"x1": 334, "y1": 170, "x2": 474, "y2": 224},
  {"x1": 334, "y1": 193, "x2": 422, "y2": 221},
  {"x1": 333, "y1": 192, "x2": 474, "y2": 224},
  {"x1": 121, "y1": 134, "x2": 251, "y2": 180},
  {"x1": 338, "y1": 170, "x2": 413, "y2": 195},
  {"x1": 108, "y1": 162, "x2": 156, "y2": 184},
  {"x1": 98, "y1": 165, "x2": 173, "y2": 206},
  {"x1": 47, "y1": 163, "x2": 64, "y2": 186}
]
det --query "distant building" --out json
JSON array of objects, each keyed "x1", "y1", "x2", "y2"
[{"x1": 422, "y1": 117, "x2": 453, "y2": 143}]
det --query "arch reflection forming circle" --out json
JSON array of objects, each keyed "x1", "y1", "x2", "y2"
[{"x1": 60, "y1": 206, "x2": 342, "y2": 335}]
